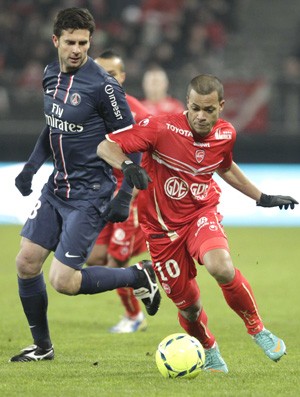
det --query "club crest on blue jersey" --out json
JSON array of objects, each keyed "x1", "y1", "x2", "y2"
[{"x1": 70, "y1": 93, "x2": 81, "y2": 106}]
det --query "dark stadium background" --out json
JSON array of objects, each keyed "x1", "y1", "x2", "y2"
[{"x1": 1, "y1": 0, "x2": 300, "y2": 163}]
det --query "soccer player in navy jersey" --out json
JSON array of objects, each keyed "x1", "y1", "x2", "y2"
[
  {"x1": 86, "y1": 49, "x2": 150, "y2": 333},
  {"x1": 10, "y1": 7, "x2": 160, "y2": 362},
  {"x1": 98, "y1": 74, "x2": 298, "y2": 372}
]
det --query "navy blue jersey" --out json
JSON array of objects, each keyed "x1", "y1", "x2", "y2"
[{"x1": 42, "y1": 56, "x2": 134, "y2": 200}]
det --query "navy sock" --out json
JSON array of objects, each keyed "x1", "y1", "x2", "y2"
[
  {"x1": 18, "y1": 273, "x2": 52, "y2": 349},
  {"x1": 79, "y1": 266, "x2": 138, "y2": 294}
]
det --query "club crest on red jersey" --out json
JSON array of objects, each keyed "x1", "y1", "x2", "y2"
[
  {"x1": 195, "y1": 149, "x2": 205, "y2": 163},
  {"x1": 139, "y1": 118, "x2": 150, "y2": 126},
  {"x1": 161, "y1": 283, "x2": 171, "y2": 294}
]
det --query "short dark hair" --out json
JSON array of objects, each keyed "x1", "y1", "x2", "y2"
[
  {"x1": 98, "y1": 49, "x2": 125, "y2": 72},
  {"x1": 187, "y1": 74, "x2": 224, "y2": 101},
  {"x1": 53, "y1": 7, "x2": 95, "y2": 37}
]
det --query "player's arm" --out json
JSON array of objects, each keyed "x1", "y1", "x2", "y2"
[
  {"x1": 98, "y1": 139, "x2": 151, "y2": 190},
  {"x1": 15, "y1": 125, "x2": 51, "y2": 196},
  {"x1": 98, "y1": 138, "x2": 150, "y2": 223},
  {"x1": 217, "y1": 161, "x2": 261, "y2": 200},
  {"x1": 217, "y1": 161, "x2": 298, "y2": 210}
]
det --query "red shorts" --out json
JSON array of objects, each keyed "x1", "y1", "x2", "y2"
[
  {"x1": 144, "y1": 209, "x2": 229, "y2": 309},
  {"x1": 95, "y1": 201, "x2": 147, "y2": 262}
]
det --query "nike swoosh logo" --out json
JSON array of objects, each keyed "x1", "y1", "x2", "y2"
[
  {"x1": 29, "y1": 325, "x2": 36, "y2": 328},
  {"x1": 65, "y1": 252, "x2": 80, "y2": 258},
  {"x1": 46, "y1": 89, "x2": 54, "y2": 93},
  {"x1": 273, "y1": 340, "x2": 282, "y2": 353}
]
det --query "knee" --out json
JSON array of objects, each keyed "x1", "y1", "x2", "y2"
[
  {"x1": 16, "y1": 251, "x2": 41, "y2": 278},
  {"x1": 49, "y1": 265, "x2": 81, "y2": 296},
  {"x1": 180, "y1": 301, "x2": 202, "y2": 322},
  {"x1": 49, "y1": 275, "x2": 76, "y2": 295},
  {"x1": 203, "y1": 249, "x2": 235, "y2": 283},
  {"x1": 212, "y1": 264, "x2": 235, "y2": 284}
]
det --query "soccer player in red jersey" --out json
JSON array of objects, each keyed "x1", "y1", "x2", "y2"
[
  {"x1": 98, "y1": 74, "x2": 298, "y2": 372},
  {"x1": 141, "y1": 66, "x2": 185, "y2": 115},
  {"x1": 87, "y1": 50, "x2": 150, "y2": 333}
]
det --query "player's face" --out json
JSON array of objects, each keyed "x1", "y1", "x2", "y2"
[
  {"x1": 94, "y1": 57, "x2": 126, "y2": 85},
  {"x1": 52, "y1": 29, "x2": 91, "y2": 73},
  {"x1": 142, "y1": 70, "x2": 168, "y2": 99},
  {"x1": 186, "y1": 89, "x2": 225, "y2": 137}
]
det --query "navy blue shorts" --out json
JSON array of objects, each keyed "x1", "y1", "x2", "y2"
[{"x1": 21, "y1": 188, "x2": 109, "y2": 270}]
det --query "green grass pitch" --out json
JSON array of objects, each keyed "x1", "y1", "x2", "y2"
[{"x1": 0, "y1": 225, "x2": 299, "y2": 397}]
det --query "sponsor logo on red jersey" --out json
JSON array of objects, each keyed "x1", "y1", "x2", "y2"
[
  {"x1": 166, "y1": 123, "x2": 193, "y2": 137},
  {"x1": 215, "y1": 128, "x2": 232, "y2": 140},
  {"x1": 164, "y1": 177, "x2": 209, "y2": 201},
  {"x1": 164, "y1": 177, "x2": 189, "y2": 200}
]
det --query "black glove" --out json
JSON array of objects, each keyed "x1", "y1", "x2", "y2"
[
  {"x1": 121, "y1": 160, "x2": 151, "y2": 190},
  {"x1": 256, "y1": 193, "x2": 299, "y2": 210},
  {"x1": 15, "y1": 164, "x2": 35, "y2": 196},
  {"x1": 102, "y1": 189, "x2": 132, "y2": 223}
]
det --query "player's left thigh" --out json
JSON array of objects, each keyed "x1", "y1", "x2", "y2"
[
  {"x1": 55, "y1": 203, "x2": 105, "y2": 270},
  {"x1": 187, "y1": 211, "x2": 234, "y2": 282}
]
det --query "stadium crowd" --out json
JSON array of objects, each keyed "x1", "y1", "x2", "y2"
[{"x1": 0, "y1": 0, "x2": 238, "y2": 118}]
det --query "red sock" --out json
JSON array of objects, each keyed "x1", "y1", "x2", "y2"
[
  {"x1": 116, "y1": 287, "x2": 141, "y2": 318},
  {"x1": 178, "y1": 309, "x2": 216, "y2": 349},
  {"x1": 220, "y1": 268, "x2": 264, "y2": 335}
]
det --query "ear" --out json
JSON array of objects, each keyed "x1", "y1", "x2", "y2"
[
  {"x1": 120, "y1": 72, "x2": 126, "y2": 85},
  {"x1": 219, "y1": 99, "x2": 225, "y2": 113},
  {"x1": 186, "y1": 95, "x2": 189, "y2": 107},
  {"x1": 52, "y1": 35, "x2": 59, "y2": 48}
]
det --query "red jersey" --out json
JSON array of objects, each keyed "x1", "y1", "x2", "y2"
[
  {"x1": 126, "y1": 94, "x2": 150, "y2": 122},
  {"x1": 141, "y1": 96, "x2": 185, "y2": 116},
  {"x1": 114, "y1": 94, "x2": 150, "y2": 190},
  {"x1": 107, "y1": 113, "x2": 236, "y2": 233}
]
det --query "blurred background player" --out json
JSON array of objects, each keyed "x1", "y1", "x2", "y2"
[
  {"x1": 141, "y1": 65, "x2": 185, "y2": 115},
  {"x1": 86, "y1": 49, "x2": 150, "y2": 333}
]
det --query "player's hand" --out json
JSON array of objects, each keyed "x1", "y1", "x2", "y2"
[
  {"x1": 15, "y1": 165, "x2": 35, "y2": 196},
  {"x1": 256, "y1": 193, "x2": 299, "y2": 210},
  {"x1": 121, "y1": 160, "x2": 151, "y2": 190},
  {"x1": 102, "y1": 189, "x2": 132, "y2": 223}
]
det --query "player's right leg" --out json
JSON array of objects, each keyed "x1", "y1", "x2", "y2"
[
  {"x1": 10, "y1": 238, "x2": 53, "y2": 362},
  {"x1": 146, "y1": 229, "x2": 228, "y2": 373},
  {"x1": 10, "y1": 194, "x2": 59, "y2": 363},
  {"x1": 178, "y1": 297, "x2": 228, "y2": 373},
  {"x1": 107, "y1": 220, "x2": 148, "y2": 333}
]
